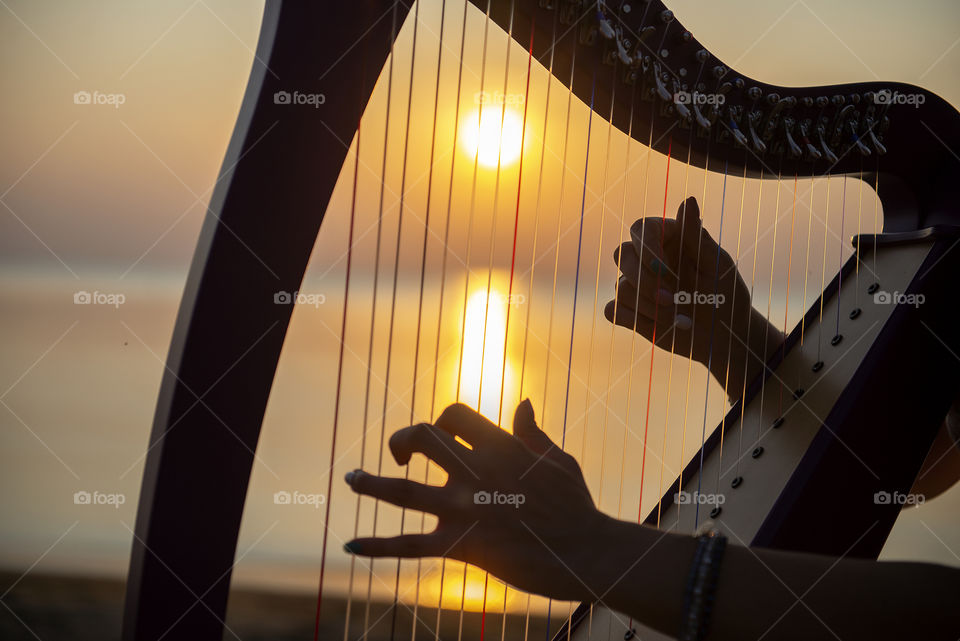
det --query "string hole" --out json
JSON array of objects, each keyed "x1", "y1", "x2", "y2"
[
  {"x1": 624, "y1": 630, "x2": 636, "y2": 640},
  {"x1": 752, "y1": 446, "x2": 764, "y2": 459},
  {"x1": 772, "y1": 417, "x2": 785, "y2": 429},
  {"x1": 867, "y1": 282, "x2": 880, "y2": 295},
  {"x1": 793, "y1": 388, "x2": 805, "y2": 400},
  {"x1": 831, "y1": 334, "x2": 843, "y2": 346},
  {"x1": 731, "y1": 476, "x2": 743, "y2": 488},
  {"x1": 710, "y1": 506, "x2": 722, "y2": 518},
  {"x1": 812, "y1": 361, "x2": 824, "y2": 372},
  {"x1": 849, "y1": 308, "x2": 862, "y2": 320}
]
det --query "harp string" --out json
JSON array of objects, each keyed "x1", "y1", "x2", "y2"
[
  {"x1": 598, "y1": 82, "x2": 637, "y2": 519},
  {"x1": 684, "y1": 136, "x2": 713, "y2": 528},
  {"x1": 407, "y1": 0, "x2": 451, "y2": 637},
  {"x1": 779, "y1": 171, "x2": 798, "y2": 415},
  {"x1": 577, "y1": 47, "x2": 620, "y2": 524},
  {"x1": 559, "y1": 69, "x2": 598, "y2": 451},
  {"x1": 855, "y1": 159, "x2": 864, "y2": 307},
  {"x1": 669, "y1": 140, "x2": 700, "y2": 528},
  {"x1": 551, "y1": 65, "x2": 596, "y2": 641},
  {"x1": 714, "y1": 158, "x2": 750, "y2": 495},
  {"x1": 834, "y1": 177, "x2": 848, "y2": 338},
  {"x1": 316, "y1": 70, "x2": 367, "y2": 641},
  {"x1": 816, "y1": 173, "x2": 832, "y2": 364},
  {"x1": 351, "y1": 1, "x2": 401, "y2": 636},
  {"x1": 452, "y1": 1, "x2": 493, "y2": 638},
  {"x1": 517, "y1": 9, "x2": 559, "y2": 640},
  {"x1": 615, "y1": 103, "x2": 656, "y2": 526},
  {"x1": 797, "y1": 165, "x2": 817, "y2": 391},
  {"x1": 756, "y1": 161, "x2": 783, "y2": 443},
  {"x1": 472, "y1": 0, "x2": 516, "y2": 635},
  {"x1": 381, "y1": 0, "x2": 425, "y2": 635},
  {"x1": 694, "y1": 158, "x2": 727, "y2": 528},
  {"x1": 431, "y1": 1, "x2": 471, "y2": 637},
  {"x1": 733, "y1": 167, "x2": 764, "y2": 479},
  {"x1": 539, "y1": 27, "x2": 580, "y2": 639},
  {"x1": 490, "y1": 16, "x2": 536, "y2": 641}
]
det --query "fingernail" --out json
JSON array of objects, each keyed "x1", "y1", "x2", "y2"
[
  {"x1": 344, "y1": 469, "x2": 361, "y2": 486},
  {"x1": 657, "y1": 288, "x2": 674, "y2": 304},
  {"x1": 521, "y1": 398, "x2": 533, "y2": 411},
  {"x1": 676, "y1": 314, "x2": 693, "y2": 330},
  {"x1": 344, "y1": 541, "x2": 361, "y2": 554}
]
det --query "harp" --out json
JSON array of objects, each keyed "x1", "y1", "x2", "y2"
[{"x1": 122, "y1": 1, "x2": 960, "y2": 640}]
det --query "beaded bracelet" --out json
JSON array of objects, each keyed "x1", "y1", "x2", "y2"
[{"x1": 678, "y1": 523, "x2": 727, "y2": 641}]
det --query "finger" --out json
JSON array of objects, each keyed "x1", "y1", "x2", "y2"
[
  {"x1": 677, "y1": 196, "x2": 701, "y2": 256},
  {"x1": 512, "y1": 399, "x2": 555, "y2": 456},
  {"x1": 613, "y1": 241, "x2": 641, "y2": 287},
  {"x1": 389, "y1": 422, "x2": 474, "y2": 476},
  {"x1": 345, "y1": 470, "x2": 449, "y2": 515},
  {"x1": 344, "y1": 532, "x2": 448, "y2": 558},
  {"x1": 434, "y1": 403, "x2": 505, "y2": 449},
  {"x1": 676, "y1": 196, "x2": 716, "y2": 266},
  {"x1": 604, "y1": 299, "x2": 655, "y2": 335},
  {"x1": 630, "y1": 220, "x2": 681, "y2": 285},
  {"x1": 607, "y1": 286, "x2": 678, "y2": 331},
  {"x1": 617, "y1": 278, "x2": 675, "y2": 318}
]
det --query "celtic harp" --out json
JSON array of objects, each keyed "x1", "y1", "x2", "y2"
[{"x1": 122, "y1": 1, "x2": 960, "y2": 640}]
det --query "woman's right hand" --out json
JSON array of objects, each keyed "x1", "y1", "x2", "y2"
[{"x1": 603, "y1": 196, "x2": 782, "y2": 398}]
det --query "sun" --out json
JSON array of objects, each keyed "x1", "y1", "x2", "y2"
[{"x1": 461, "y1": 107, "x2": 524, "y2": 168}]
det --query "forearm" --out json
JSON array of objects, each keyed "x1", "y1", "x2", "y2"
[
  {"x1": 709, "y1": 307, "x2": 784, "y2": 401},
  {"x1": 589, "y1": 516, "x2": 960, "y2": 640}
]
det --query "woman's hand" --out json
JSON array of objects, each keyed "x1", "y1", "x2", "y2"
[
  {"x1": 343, "y1": 401, "x2": 612, "y2": 602},
  {"x1": 604, "y1": 196, "x2": 782, "y2": 399}
]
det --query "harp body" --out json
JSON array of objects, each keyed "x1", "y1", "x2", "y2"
[{"x1": 121, "y1": 1, "x2": 960, "y2": 640}]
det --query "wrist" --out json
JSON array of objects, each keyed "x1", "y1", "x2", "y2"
[{"x1": 580, "y1": 516, "x2": 693, "y2": 636}]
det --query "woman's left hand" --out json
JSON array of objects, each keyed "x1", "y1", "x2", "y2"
[{"x1": 343, "y1": 400, "x2": 611, "y2": 601}]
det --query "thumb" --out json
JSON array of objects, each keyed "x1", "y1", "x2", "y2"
[
  {"x1": 513, "y1": 399, "x2": 554, "y2": 456},
  {"x1": 677, "y1": 196, "x2": 703, "y2": 257}
]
